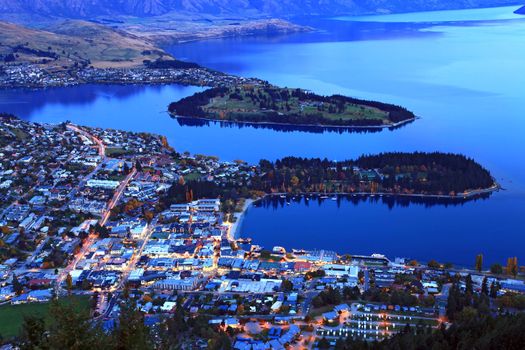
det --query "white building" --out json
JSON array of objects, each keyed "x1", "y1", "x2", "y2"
[
  {"x1": 154, "y1": 278, "x2": 198, "y2": 291},
  {"x1": 87, "y1": 179, "x2": 120, "y2": 190},
  {"x1": 324, "y1": 264, "x2": 359, "y2": 278}
]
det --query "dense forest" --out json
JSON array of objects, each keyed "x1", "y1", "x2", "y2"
[
  {"x1": 251, "y1": 153, "x2": 495, "y2": 196},
  {"x1": 165, "y1": 153, "x2": 495, "y2": 210},
  {"x1": 168, "y1": 86, "x2": 416, "y2": 128},
  {"x1": 144, "y1": 59, "x2": 201, "y2": 69}
]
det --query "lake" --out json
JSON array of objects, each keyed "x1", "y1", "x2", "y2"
[{"x1": 1, "y1": 5, "x2": 524, "y2": 266}]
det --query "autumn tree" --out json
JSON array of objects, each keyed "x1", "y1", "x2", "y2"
[
  {"x1": 427, "y1": 259, "x2": 441, "y2": 269},
  {"x1": 475, "y1": 254, "x2": 483, "y2": 272},
  {"x1": 507, "y1": 257, "x2": 518, "y2": 277},
  {"x1": 65, "y1": 273, "x2": 73, "y2": 295},
  {"x1": 491, "y1": 263, "x2": 503, "y2": 275}
]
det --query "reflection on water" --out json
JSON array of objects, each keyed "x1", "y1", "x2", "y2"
[
  {"x1": 257, "y1": 192, "x2": 493, "y2": 210},
  {"x1": 240, "y1": 191, "x2": 523, "y2": 267},
  {"x1": 174, "y1": 116, "x2": 416, "y2": 134}
]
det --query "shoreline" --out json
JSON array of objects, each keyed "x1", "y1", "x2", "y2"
[
  {"x1": 231, "y1": 183, "x2": 499, "y2": 241},
  {"x1": 229, "y1": 198, "x2": 255, "y2": 240},
  {"x1": 264, "y1": 183, "x2": 500, "y2": 200},
  {"x1": 171, "y1": 114, "x2": 418, "y2": 130}
]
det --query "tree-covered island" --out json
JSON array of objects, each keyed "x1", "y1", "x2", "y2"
[{"x1": 168, "y1": 85, "x2": 417, "y2": 128}]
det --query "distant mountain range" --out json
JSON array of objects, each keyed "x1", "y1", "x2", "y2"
[{"x1": 0, "y1": 0, "x2": 522, "y2": 18}]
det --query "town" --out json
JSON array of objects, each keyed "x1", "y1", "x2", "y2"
[
  {"x1": 0, "y1": 114, "x2": 523, "y2": 349},
  {"x1": 0, "y1": 64, "x2": 264, "y2": 89}
]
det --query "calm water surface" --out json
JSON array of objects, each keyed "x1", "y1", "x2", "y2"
[{"x1": 1, "y1": 6, "x2": 524, "y2": 265}]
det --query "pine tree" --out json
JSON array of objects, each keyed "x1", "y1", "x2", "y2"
[
  {"x1": 481, "y1": 277, "x2": 488, "y2": 295},
  {"x1": 465, "y1": 275, "x2": 473, "y2": 295},
  {"x1": 489, "y1": 282, "x2": 498, "y2": 298},
  {"x1": 12, "y1": 274, "x2": 23, "y2": 295},
  {"x1": 113, "y1": 287, "x2": 152, "y2": 350},
  {"x1": 19, "y1": 316, "x2": 48, "y2": 350},
  {"x1": 47, "y1": 297, "x2": 107, "y2": 349},
  {"x1": 65, "y1": 273, "x2": 73, "y2": 295},
  {"x1": 318, "y1": 337, "x2": 330, "y2": 349}
]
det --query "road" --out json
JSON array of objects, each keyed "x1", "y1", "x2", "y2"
[
  {"x1": 66, "y1": 124, "x2": 106, "y2": 159},
  {"x1": 61, "y1": 123, "x2": 108, "y2": 206},
  {"x1": 95, "y1": 215, "x2": 158, "y2": 318},
  {"x1": 100, "y1": 168, "x2": 136, "y2": 226},
  {"x1": 115, "y1": 215, "x2": 158, "y2": 290},
  {"x1": 56, "y1": 166, "x2": 135, "y2": 292},
  {"x1": 56, "y1": 233, "x2": 97, "y2": 295}
]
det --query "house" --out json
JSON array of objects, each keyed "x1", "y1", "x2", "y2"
[
  {"x1": 322, "y1": 311, "x2": 339, "y2": 323},
  {"x1": 294, "y1": 261, "x2": 312, "y2": 272},
  {"x1": 160, "y1": 301, "x2": 177, "y2": 312},
  {"x1": 278, "y1": 325, "x2": 300, "y2": 346},
  {"x1": 27, "y1": 289, "x2": 53, "y2": 302},
  {"x1": 324, "y1": 264, "x2": 359, "y2": 278},
  {"x1": 334, "y1": 303, "x2": 350, "y2": 313}
]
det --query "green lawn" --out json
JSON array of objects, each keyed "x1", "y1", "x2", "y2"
[
  {"x1": 0, "y1": 295, "x2": 91, "y2": 339},
  {"x1": 205, "y1": 87, "x2": 389, "y2": 123},
  {"x1": 106, "y1": 147, "x2": 132, "y2": 157}
]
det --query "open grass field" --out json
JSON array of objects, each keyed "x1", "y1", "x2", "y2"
[
  {"x1": 204, "y1": 86, "x2": 389, "y2": 123},
  {"x1": 0, "y1": 295, "x2": 91, "y2": 339}
]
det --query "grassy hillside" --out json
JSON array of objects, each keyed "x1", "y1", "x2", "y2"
[{"x1": 0, "y1": 20, "x2": 170, "y2": 69}]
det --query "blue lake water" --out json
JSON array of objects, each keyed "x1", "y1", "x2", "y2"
[
  {"x1": 1, "y1": 6, "x2": 524, "y2": 266},
  {"x1": 240, "y1": 194, "x2": 524, "y2": 267}
]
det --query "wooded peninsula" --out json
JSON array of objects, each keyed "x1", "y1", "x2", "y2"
[
  {"x1": 167, "y1": 152, "x2": 497, "y2": 206},
  {"x1": 168, "y1": 85, "x2": 417, "y2": 128}
]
